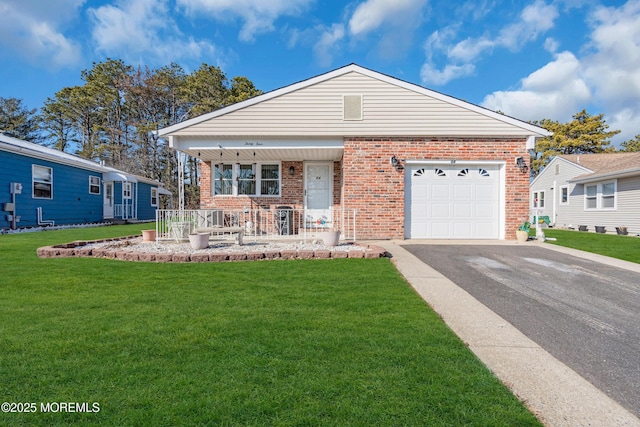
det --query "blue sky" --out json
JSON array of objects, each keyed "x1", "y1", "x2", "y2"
[{"x1": 1, "y1": 0, "x2": 638, "y2": 145}]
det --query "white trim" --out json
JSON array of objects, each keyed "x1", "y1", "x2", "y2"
[
  {"x1": 89, "y1": 176, "x2": 101, "y2": 195},
  {"x1": 559, "y1": 185, "x2": 569, "y2": 205},
  {"x1": 123, "y1": 182, "x2": 132, "y2": 200},
  {"x1": 32, "y1": 164, "x2": 53, "y2": 200},
  {"x1": 151, "y1": 187, "x2": 158, "y2": 207},
  {"x1": 157, "y1": 64, "x2": 551, "y2": 138},
  {"x1": 584, "y1": 180, "x2": 617, "y2": 211}
]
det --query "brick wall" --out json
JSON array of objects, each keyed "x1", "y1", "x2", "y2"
[
  {"x1": 342, "y1": 137, "x2": 530, "y2": 240},
  {"x1": 198, "y1": 136, "x2": 530, "y2": 240}
]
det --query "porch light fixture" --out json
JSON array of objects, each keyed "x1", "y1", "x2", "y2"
[
  {"x1": 515, "y1": 157, "x2": 529, "y2": 174},
  {"x1": 390, "y1": 155, "x2": 404, "y2": 171},
  {"x1": 289, "y1": 166, "x2": 295, "y2": 176}
]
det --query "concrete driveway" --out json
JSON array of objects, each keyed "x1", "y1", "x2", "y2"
[{"x1": 378, "y1": 240, "x2": 640, "y2": 426}]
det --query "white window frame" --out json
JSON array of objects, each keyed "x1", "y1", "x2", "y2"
[
  {"x1": 151, "y1": 187, "x2": 158, "y2": 207},
  {"x1": 32, "y1": 165, "x2": 53, "y2": 199},
  {"x1": 601, "y1": 181, "x2": 616, "y2": 210},
  {"x1": 560, "y1": 185, "x2": 569, "y2": 205},
  {"x1": 123, "y1": 182, "x2": 132, "y2": 200},
  {"x1": 89, "y1": 176, "x2": 101, "y2": 195},
  {"x1": 584, "y1": 180, "x2": 616, "y2": 210},
  {"x1": 214, "y1": 162, "x2": 281, "y2": 197},
  {"x1": 533, "y1": 190, "x2": 545, "y2": 208}
]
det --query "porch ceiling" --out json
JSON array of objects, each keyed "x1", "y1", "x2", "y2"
[{"x1": 184, "y1": 147, "x2": 344, "y2": 162}]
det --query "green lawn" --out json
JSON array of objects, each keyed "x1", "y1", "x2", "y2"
[
  {"x1": 0, "y1": 224, "x2": 541, "y2": 426},
  {"x1": 542, "y1": 228, "x2": 640, "y2": 264}
]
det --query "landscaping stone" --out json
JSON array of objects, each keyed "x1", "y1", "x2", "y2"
[
  {"x1": 297, "y1": 250, "x2": 314, "y2": 259},
  {"x1": 190, "y1": 253, "x2": 210, "y2": 262},
  {"x1": 314, "y1": 250, "x2": 331, "y2": 259},
  {"x1": 37, "y1": 236, "x2": 383, "y2": 263}
]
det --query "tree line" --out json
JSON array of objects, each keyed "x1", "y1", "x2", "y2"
[
  {"x1": 0, "y1": 59, "x2": 262, "y2": 208},
  {"x1": 1, "y1": 62, "x2": 638, "y2": 192}
]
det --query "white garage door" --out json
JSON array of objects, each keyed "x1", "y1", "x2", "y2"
[{"x1": 406, "y1": 164, "x2": 501, "y2": 239}]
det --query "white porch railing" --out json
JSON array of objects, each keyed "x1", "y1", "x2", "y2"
[{"x1": 156, "y1": 208, "x2": 357, "y2": 242}]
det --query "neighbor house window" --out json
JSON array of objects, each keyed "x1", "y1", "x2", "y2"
[
  {"x1": 533, "y1": 191, "x2": 545, "y2": 208},
  {"x1": 585, "y1": 185, "x2": 598, "y2": 209},
  {"x1": 89, "y1": 176, "x2": 101, "y2": 194},
  {"x1": 33, "y1": 165, "x2": 53, "y2": 199},
  {"x1": 123, "y1": 182, "x2": 132, "y2": 199},
  {"x1": 560, "y1": 186, "x2": 569, "y2": 205},
  {"x1": 601, "y1": 181, "x2": 616, "y2": 208},
  {"x1": 214, "y1": 163, "x2": 280, "y2": 196},
  {"x1": 151, "y1": 188, "x2": 158, "y2": 207}
]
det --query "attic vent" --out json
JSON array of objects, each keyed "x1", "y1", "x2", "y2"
[{"x1": 343, "y1": 95, "x2": 363, "y2": 120}]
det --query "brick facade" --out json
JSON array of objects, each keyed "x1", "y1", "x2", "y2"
[
  {"x1": 198, "y1": 137, "x2": 530, "y2": 240},
  {"x1": 342, "y1": 137, "x2": 530, "y2": 240}
]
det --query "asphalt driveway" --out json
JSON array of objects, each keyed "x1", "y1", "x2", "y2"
[{"x1": 404, "y1": 244, "x2": 640, "y2": 419}]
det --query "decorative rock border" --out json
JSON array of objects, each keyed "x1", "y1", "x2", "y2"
[{"x1": 37, "y1": 235, "x2": 389, "y2": 263}]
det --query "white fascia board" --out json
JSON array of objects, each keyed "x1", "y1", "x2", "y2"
[
  {"x1": 173, "y1": 137, "x2": 344, "y2": 151},
  {"x1": 157, "y1": 64, "x2": 552, "y2": 138},
  {"x1": 0, "y1": 135, "x2": 105, "y2": 173},
  {"x1": 569, "y1": 168, "x2": 640, "y2": 184}
]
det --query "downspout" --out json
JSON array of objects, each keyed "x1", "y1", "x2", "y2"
[{"x1": 552, "y1": 180, "x2": 557, "y2": 226}]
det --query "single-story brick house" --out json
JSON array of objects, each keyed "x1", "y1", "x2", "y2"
[{"x1": 158, "y1": 64, "x2": 550, "y2": 240}]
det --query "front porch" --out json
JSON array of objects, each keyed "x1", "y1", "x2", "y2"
[{"x1": 156, "y1": 208, "x2": 357, "y2": 243}]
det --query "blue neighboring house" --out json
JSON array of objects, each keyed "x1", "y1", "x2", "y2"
[{"x1": 1, "y1": 133, "x2": 170, "y2": 230}]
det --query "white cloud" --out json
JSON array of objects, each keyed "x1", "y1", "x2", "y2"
[
  {"x1": 0, "y1": 0, "x2": 83, "y2": 67},
  {"x1": 89, "y1": 0, "x2": 218, "y2": 65},
  {"x1": 177, "y1": 0, "x2": 313, "y2": 42},
  {"x1": 313, "y1": 24, "x2": 345, "y2": 67},
  {"x1": 422, "y1": 0, "x2": 558, "y2": 86},
  {"x1": 420, "y1": 63, "x2": 475, "y2": 86},
  {"x1": 583, "y1": 0, "x2": 640, "y2": 142},
  {"x1": 481, "y1": 51, "x2": 591, "y2": 122},
  {"x1": 497, "y1": 0, "x2": 558, "y2": 50},
  {"x1": 348, "y1": 0, "x2": 427, "y2": 36}
]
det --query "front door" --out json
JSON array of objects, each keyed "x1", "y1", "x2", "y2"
[
  {"x1": 103, "y1": 182, "x2": 114, "y2": 218},
  {"x1": 304, "y1": 162, "x2": 333, "y2": 228}
]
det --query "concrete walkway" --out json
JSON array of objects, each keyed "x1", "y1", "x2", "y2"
[{"x1": 375, "y1": 239, "x2": 640, "y2": 427}]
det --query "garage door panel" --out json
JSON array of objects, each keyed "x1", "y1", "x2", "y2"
[
  {"x1": 407, "y1": 164, "x2": 501, "y2": 239},
  {"x1": 453, "y1": 203, "x2": 472, "y2": 218},
  {"x1": 432, "y1": 184, "x2": 450, "y2": 199},
  {"x1": 453, "y1": 184, "x2": 473, "y2": 199},
  {"x1": 430, "y1": 203, "x2": 450, "y2": 219}
]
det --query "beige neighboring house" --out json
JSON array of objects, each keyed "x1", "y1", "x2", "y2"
[{"x1": 529, "y1": 152, "x2": 640, "y2": 235}]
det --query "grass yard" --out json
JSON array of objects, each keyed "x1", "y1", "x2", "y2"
[
  {"x1": 542, "y1": 228, "x2": 640, "y2": 264},
  {"x1": 0, "y1": 224, "x2": 541, "y2": 426}
]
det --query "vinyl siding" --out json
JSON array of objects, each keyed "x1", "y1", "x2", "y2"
[
  {"x1": 557, "y1": 177, "x2": 640, "y2": 234},
  {"x1": 530, "y1": 158, "x2": 589, "y2": 225},
  {"x1": 531, "y1": 157, "x2": 640, "y2": 235},
  {"x1": 0, "y1": 149, "x2": 104, "y2": 228},
  {"x1": 137, "y1": 183, "x2": 158, "y2": 220},
  {"x1": 171, "y1": 72, "x2": 537, "y2": 138}
]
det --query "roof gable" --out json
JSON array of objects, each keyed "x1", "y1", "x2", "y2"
[{"x1": 158, "y1": 64, "x2": 550, "y2": 138}]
